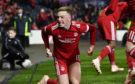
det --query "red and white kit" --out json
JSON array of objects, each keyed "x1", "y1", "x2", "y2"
[
  {"x1": 98, "y1": 0, "x2": 128, "y2": 40},
  {"x1": 127, "y1": 27, "x2": 135, "y2": 43},
  {"x1": 126, "y1": 0, "x2": 135, "y2": 43},
  {"x1": 42, "y1": 21, "x2": 96, "y2": 75},
  {"x1": 126, "y1": 0, "x2": 135, "y2": 70}
]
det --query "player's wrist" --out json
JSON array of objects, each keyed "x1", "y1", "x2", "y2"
[{"x1": 90, "y1": 45, "x2": 95, "y2": 48}]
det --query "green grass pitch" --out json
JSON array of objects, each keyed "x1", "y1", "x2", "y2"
[{"x1": 9, "y1": 47, "x2": 135, "y2": 84}]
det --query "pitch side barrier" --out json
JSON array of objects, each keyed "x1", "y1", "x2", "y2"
[{"x1": 29, "y1": 30, "x2": 128, "y2": 44}]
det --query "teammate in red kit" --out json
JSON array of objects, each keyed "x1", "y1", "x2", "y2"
[
  {"x1": 38, "y1": 6, "x2": 96, "y2": 84},
  {"x1": 124, "y1": 0, "x2": 135, "y2": 83},
  {"x1": 91, "y1": 0, "x2": 128, "y2": 74}
]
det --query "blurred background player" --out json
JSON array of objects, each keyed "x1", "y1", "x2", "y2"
[
  {"x1": 0, "y1": 28, "x2": 29, "y2": 70},
  {"x1": 124, "y1": 0, "x2": 135, "y2": 83},
  {"x1": 91, "y1": 0, "x2": 128, "y2": 74},
  {"x1": 38, "y1": 6, "x2": 96, "y2": 84}
]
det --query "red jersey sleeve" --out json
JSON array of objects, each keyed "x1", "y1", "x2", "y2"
[
  {"x1": 105, "y1": 0, "x2": 119, "y2": 15},
  {"x1": 41, "y1": 26, "x2": 52, "y2": 49},
  {"x1": 78, "y1": 22, "x2": 96, "y2": 45},
  {"x1": 88, "y1": 24, "x2": 96, "y2": 45}
]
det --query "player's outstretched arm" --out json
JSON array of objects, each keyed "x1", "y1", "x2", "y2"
[
  {"x1": 42, "y1": 26, "x2": 52, "y2": 57},
  {"x1": 42, "y1": 27, "x2": 50, "y2": 49},
  {"x1": 87, "y1": 24, "x2": 96, "y2": 56}
]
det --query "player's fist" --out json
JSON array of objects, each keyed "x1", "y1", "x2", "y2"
[
  {"x1": 46, "y1": 48, "x2": 53, "y2": 57},
  {"x1": 37, "y1": 75, "x2": 49, "y2": 84},
  {"x1": 87, "y1": 45, "x2": 95, "y2": 56}
]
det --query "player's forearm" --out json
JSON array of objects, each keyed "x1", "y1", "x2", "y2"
[
  {"x1": 41, "y1": 28, "x2": 50, "y2": 49},
  {"x1": 89, "y1": 24, "x2": 96, "y2": 45},
  {"x1": 42, "y1": 35, "x2": 50, "y2": 49}
]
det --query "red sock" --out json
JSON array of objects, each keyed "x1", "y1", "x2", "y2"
[
  {"x1": 126, "y1": 53, "x2": 132, "y2": 69},
  {"x1": 98, "y1": 45, "x2": 111, "y2": 61},
  {"x1": 131, "y1": 61, "x2": 135, "y2": 68},
  {"x1": 108, "y1": 49, "x2": 116, "y2": 65},
  {"x1": 47, "y1": 79, "x2": 58, "y2": 84},
  {"x1": 126, "y1": 53, "x2": 135, "y2": 69},
  {"x1": 129, "y1": 48, "x2": 135, "y2": 58}
]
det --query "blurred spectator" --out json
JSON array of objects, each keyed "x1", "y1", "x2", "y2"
[
  {"x1": 31, "y1": 21, "x2": 40, "y2": 30},
  {"x1": 10, "y1": 2, "x2": 18, "y2": 15},
  {"x1": 37, "y1": 8, "x2": 50, "y2": 29},
  {"x1": 85, "y1": 5, "x2": 97, "y2": 24},
  {"x1": 30, "y1": 0, "x2": 36, "y2": 8},
  {"x1": 75, "y1": 4, "x2": 85, "y2": 22},
  {"x1": 0, "y1": 13, "x2": 4, "y2": 25},
  {"x1": 50, "y1": 10, "x2": 55, "y2": 21},
  {"x1": 0, "y1": 13, "x2": 4, "y2": 42},
  {"x1": 72, "y1": 7, "x2": 77, "y2": 20},
  {"x1": 0, "y1": 1, "x2": 4, "y2": 13},
  {"x1": 11, "y1": 7, "x2": 32, "y2": 49},
  {"x1": 1, "y1": 12, "x2": 12, "y2": 43}
]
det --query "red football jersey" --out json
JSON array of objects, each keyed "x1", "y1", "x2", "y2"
[
  {"x1": 112, "y1": 2, "x2": 128, "y2": 23},
  {"x1": 42, "y1": 21, "x2": 96, "y2": 59},
  {"x1": 100, "y1": 1, "x2": 128, "y2": 23}
]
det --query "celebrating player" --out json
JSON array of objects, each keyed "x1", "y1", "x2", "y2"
[
  {"x1": 38, "y1": 6, "x2": 96, "y2": 84},
  {"x1": 91, "y1": 0, "x2": 128, "y2": 74}
]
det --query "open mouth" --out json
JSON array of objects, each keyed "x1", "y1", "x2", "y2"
[{"x1": 58, "y1": 22, "x2": 64, "y2": 26}]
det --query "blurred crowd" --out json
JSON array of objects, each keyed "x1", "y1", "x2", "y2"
[
  {"x1": 0, "y1": 0, "x2": 131, "y2": 41},
  {"x1": 0, "y1": 0, "x2": 102, "y2": 30}
]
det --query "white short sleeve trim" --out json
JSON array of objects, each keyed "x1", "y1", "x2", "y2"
[{"x1": 85, "y1": 25, "x2": 89, "y2": 33}]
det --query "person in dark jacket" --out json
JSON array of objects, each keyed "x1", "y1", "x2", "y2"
[
  {"x1": 11, "y1": 7, "x2": 32, "y2": 49},
  {"x1": 0, "y1": 28, "x2": 29, "y2": 70}
]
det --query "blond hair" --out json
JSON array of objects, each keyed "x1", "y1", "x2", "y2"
[{"x1": 57, "y1": 6, "x2": 72, "y2": 15}]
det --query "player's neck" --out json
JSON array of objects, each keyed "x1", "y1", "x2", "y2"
[{"x1": 64, "y1": 22, "x2": 71, "y2": 30}]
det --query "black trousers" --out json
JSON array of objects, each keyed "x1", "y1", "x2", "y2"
[{"x1": 0, "y1": 53, "x2": 29, "y2": 70}]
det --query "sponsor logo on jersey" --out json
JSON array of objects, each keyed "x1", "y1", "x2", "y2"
[
  {"x1": 74, "y1": 32, "x2": 78, "y2": 37},
  {"x1": 59, "y1": 38, "x2": 76, "y2": 43},
  {"x1": 58, "y1": 35, "x2": 61, "y2": 38},
  {"x1": 61, "y1": 66, "x2": 65, "y2": 71}
]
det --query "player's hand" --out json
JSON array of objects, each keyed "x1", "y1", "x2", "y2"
[
  {"x1": 87, "y1": 45, "x2": 95, "y2": 56},
  {"x1": 37, "y1": 75, "x2": 49, "y2": 84},
  {"x1": 46, "y1": 48, "x2": 53, "y2": 57}
]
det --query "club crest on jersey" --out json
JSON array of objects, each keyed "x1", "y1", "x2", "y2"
[
  {"x1": 74, "y1": 32, "x2": 78, "y2": 37},
  {"x1": 58, "y1": 35, "x2": 61, "y2": 38},
  {"x1": 61, "y1": 66, "x2": 65, "y2": 71}
]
